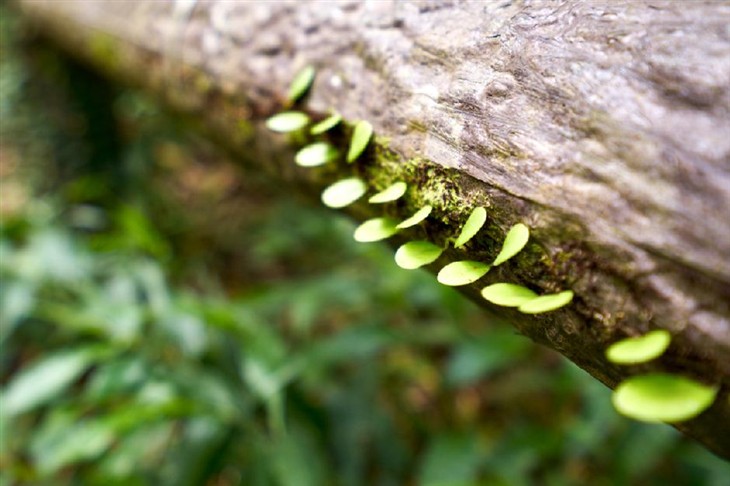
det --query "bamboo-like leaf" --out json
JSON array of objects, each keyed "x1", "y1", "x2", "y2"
[
  {"x1": 347, "y1": 120, "x2": 373, "y2": 163},
  {"x1": 492, "y1": 223, "x2": 529, "y2": 266},
  {"x1": 518, "y1": 290, "x2": 573, "y2": 314},
  {"x1": 394, "y1": 241, "x2": 443, "y2": 269},
  {"x1": 2, "y1": 348, "x2": 99, "y2": 417},
  {"x1": 265, "y1": 111, "x2": 310, "y2": 133},
  {"x1": 353, "y1": 217, "x2": 399, "y2": 242},
  {"x1": 480, "y1": 283, "x2": 537, "y2": 307},
  {"x1": 295, "y1": 142, "x2": 339, "y2": 167},
  {"x1": 454, "y1": 207, "x2": 487, "y2": 248},
  {"x1": 321, "y1": 178, "x2": 367, "y2": 208},
  {"x1": 369, "y1": 182, "x2": 407, "y2": 204},
  {"x1": 436, "y1": 261, "x2": 490, "y2": 286}
]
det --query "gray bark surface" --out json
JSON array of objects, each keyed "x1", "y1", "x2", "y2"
[{"x1": 17, "y1": 0, "x2": 730, "y2": 458}]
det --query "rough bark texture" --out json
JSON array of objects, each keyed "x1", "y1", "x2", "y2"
[{"x1": 16, "y1": 0, "x2": 730, "y2": 458}]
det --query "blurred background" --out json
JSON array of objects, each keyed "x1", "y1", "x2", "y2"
[{"x1": 1, "y1": 5, "x2": 728, "y2": 485}]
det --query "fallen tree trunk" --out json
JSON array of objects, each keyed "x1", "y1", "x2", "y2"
[{"x1": 17, "y1": 0, "x2": 730, "y2": 458}]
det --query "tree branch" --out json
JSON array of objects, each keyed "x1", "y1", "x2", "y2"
[{"x1": 17, "y1": 0, "x2": 730, "y2": 458}]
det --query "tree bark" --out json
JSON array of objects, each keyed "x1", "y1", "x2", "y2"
[{"x1": 16, "y1": 0, "x2": 730, "y2": 458}]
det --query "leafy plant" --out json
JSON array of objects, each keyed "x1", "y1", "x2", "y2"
[
  {"x1": 287, "y1": 65, "x2": 316, "y2": 103},
  {"x1": 295, "y1": 142, "x2": 339, "y2": 167},
  {"x1": 266, "y1": 111, "x2": 310, "y2": 133},
  {"x1": 310, "y1": 112, "x2": 342, "y2": 135},
  {"x1": 518, "y1": 290, "x2": 574, "y2": 314},
  {"x1": 394, "y1": 241, "x2": 444, "y2": 270},
  {"x1": 453, "y1": 207, "x2": 487, "y2": 248},
  {"x1": 321, "y1": 177, "x2": 367, "y2": 208},
  {"x1": 612, "y1": 374, "x2": 718, "y2": 423},
  {"x1": 397, "y1": 205, "x2": 432, "y2": 229},
  {"x1": 347, "y1": 120, "x2": 373, "y2": 163},
  {"x1": 492, "y1": 223, "x2": 529, "y2": 266},
  {"x1": 481, "y1": 283, "x2": 538, "y2": 307},
  {"x1": 353, "y1": 217, "x2": 399, "y2": 242},
  {"x1": 436, "y1": 261, "x2": 490, "y2": 287},
  {"x1": 369, "y1": 181, "x2": 407, "y2": 204},
  {"x1": 606, "y1": 330, "x2": 672, "y2": 365},
  {"x1": 603, "y1": 329, "x2": 718, "y2": 423},
  {"x1": 2, "y1": 347, "x2": 109, "y2": 417}
]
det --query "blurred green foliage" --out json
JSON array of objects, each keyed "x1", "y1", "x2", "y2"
[{"x1": 1, "y1": 5, "x2": 728, "y2": 485}]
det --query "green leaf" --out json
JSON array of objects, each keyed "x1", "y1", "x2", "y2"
[
  {"x1": 347, "y1": 120, "x2": 373, "y2": 163},
  {"x1": 419, "y1": 432, "x2": 482, "y2": 486},
  {"x1": 492, "y1": 223, "x2": 529, "y2": 266},
  {"x1": 353, "y1": 217, "x2": 399, "y2": 242},
  {"x1": 85, "y1": 358, "x2": 146, "y2": 401},
  {"x1": 0, "y1": 283, "x2": 35, "y2": 343},
  {"x1": 446, "y1": 329, "x2": 531, "y2": 386},
  {"x1": 369, "y1": 182, "x2": 407, "y2": 204},
  {"x1": 395, "y1": 241, "x2": 444, "y2": 269},
  {"x1": 436, "y1": 261, "x2": 490, "y2": 286},
  {"x1": 243, "y1": 358, "x2": 286, "y2": 400},
  {"x1": 2, "y1": 348, "x2": 100, "y2": 417},
  {"x1": 518, "y1": 290, "x2": 574, "y2": 314},
  {"x1": 160, "y1": 310, "x2": 207, "y2": 357},
  {"x1": 397, "y1": 205, "x2": 432, "y2": 229},
  {"x1": 480, "y1": 283, "x2": 538, "y2": 307},
  {"x1": 95, "y1": 422, "x2": 173, "y2": 480},
  {"x1": 310, "y1": 112, "x2": 342, "y2": 135},
  {"x1": 295, "y1": 142, "x2": 339, "y2": 167},
  {"x1": 270, "y1": 427, "x2": 329, "y2": 486},
  {"x1": 612, "y1": 373, "x2": 718, "y2": 423},
  {"x1": 321, "y1": 178, "x2": 367, "y2": 208},
  {"x1": 30, "y1": 413, "x2": 115, "y2": 476},
  {"x1": 288, "y1": 65, "x2": 316, "y2": 103},
  {"x1": 606, "y1": 330, "x2": 672, "y2": 365},
  {"x1": 453, "y1": 207, "x2": 487, "y2": 248},
  {"x1": 266, "y1": 111, "x2": 310, "y2": 133}
]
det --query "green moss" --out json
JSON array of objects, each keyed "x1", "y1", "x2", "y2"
[
  {"x1": 237, "y1": 120, "x2": 255, "y2": 141},
  {"x1": 194, "y1": 72, "x2": 213, "y2": 95},
  {"x1": 364, "y1": 144, "x2": 465, "y2": 218},
  {"x1": 88, "y1": 32, "x2": 120, "y2": 73}
]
